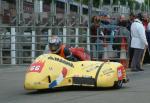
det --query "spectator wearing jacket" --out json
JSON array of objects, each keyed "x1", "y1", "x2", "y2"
[
  {"x1": 130, "y1": 13, "x2": 148, "y2": 72},
  {"x1": 90, "y1": 16, "x2": 100, "y2": 59},
  {"x1": 127, "y1": 13, "x2": 136, "y2": 68}
]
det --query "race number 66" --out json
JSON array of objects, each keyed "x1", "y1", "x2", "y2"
[
  {"x1": 28, "y1": 61, "x2": 45, "y2": 73},
  {"x1": 30, "y1": 66, "x2": 41, "y2": 71}
]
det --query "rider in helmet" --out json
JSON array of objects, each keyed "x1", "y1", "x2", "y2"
[
  {"x1": 47, "y1": 35, "x2": 74, "y2": 61},
  {"x1": 48, "y1": 35, "x2": 62, "y2": 54}
]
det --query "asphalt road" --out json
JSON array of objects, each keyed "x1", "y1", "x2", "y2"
[{"x1": 0, "y1": 64, "x2": 150, "y2": 103}]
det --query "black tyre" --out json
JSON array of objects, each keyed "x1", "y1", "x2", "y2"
[{"x1": 114, "y1": 80, "x2": 123, "y2": 89}]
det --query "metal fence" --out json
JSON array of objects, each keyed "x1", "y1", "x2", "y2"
[
  {"x1": 0, "y1": 26, "x2": 90, "y2": 65},
  {"x1": 0, "y1": 25, "x2": 130, "y2": 69}
]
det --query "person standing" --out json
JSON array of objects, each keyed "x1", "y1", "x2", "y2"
[
  {"x1": 90, "y1": 16, "x2": 100, "y2": 59},
  {"x1": 130, "y1": 13, "x2": 148, "y2": 72},
  {"x1": 127, "y1": 13, "x2": 136, "y2": 68}
]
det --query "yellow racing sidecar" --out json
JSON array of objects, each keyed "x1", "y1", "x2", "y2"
[{"x1": 24, "y1": 53, "x2": 128, "y2": 90}]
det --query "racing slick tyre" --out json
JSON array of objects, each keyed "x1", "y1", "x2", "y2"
[{"x1": 114, "y1": 80, "x2": 123, "y2": 89}]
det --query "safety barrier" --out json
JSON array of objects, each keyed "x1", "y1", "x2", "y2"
[
  {"x1": 0, "y1": 25, "x2": 129, "y2": 69},
  {"x1": 91, "y1": 26, "x2": 130, "y2": 69},
  {"x1": 0, "y1": 26, "x2": 90, "y2": 65}
]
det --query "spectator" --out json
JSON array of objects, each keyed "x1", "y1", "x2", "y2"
[
  {"x1": 147, "y1": 17, "x2": 150, "y2": 31},
  {"x1": 113, "y1": 18, "x2": 130, "y2": 58},
  {"x1": 90, "y1": 16, "x2": 100, "y2": 44},
  {"x1": 142, "y1": 13, "x2": 148, "y2": 30},
  {"x1": 90, "y1": 16, "x2": 102, "y2": 59},
  {"x1": 130, "y1": 13, "x2": 148, "y2": 72},
  {"x1": 127, "y1": 12, "x2": 136, "y2": 68},
  {"x1": 144, "y1": 17, "x2": 150, "y2": 63},
  {"x1": 118, "y1": 14, "x2": 126, "y2": 26}
]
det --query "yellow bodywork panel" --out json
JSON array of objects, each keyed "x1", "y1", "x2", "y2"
[{"x1": 24, "y1": 54, "x2": 127, "y2": 90}]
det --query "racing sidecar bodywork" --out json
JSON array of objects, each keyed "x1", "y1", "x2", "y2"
[{"x1": 24, "y1": 54, "x2": 128, "y2": 90}]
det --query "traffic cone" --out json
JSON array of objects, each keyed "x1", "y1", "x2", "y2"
[
  {"x1": 120, "y1": 38, "x2": 127, "y2": 59},
  {"x1": 102, "y1": 39, "x2": 108, "y2": 61},
  {"x1": 120, "y1": 37, "x2": 128, "y2": 69}
]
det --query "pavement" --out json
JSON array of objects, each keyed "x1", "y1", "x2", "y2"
[
  {"x1": 127, "y1": 64, "x2": 150, "y2": 73},
  {"x1": 0, "y1": 65, "x2": 27, "y2": 72}
]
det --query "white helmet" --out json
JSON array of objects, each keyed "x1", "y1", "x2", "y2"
[{"x1": 48, "y1": 35, "x2": 62, "y2": 53}]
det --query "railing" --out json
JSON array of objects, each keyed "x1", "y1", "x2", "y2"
[
  {"x1": 0, "y1": 25, "x2": 130, "y2": 69},
  {"x1": 0, "y1": 26, "x2": 90, "y2": 65},
  {"x1": 93, "y1": 26, "x2": 130, "y2": 69}
]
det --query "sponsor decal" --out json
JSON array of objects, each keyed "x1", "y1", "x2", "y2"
[
  {"x1": 49, "y1": 67, "x2": 68, "y2": 88},
  {"x1": 62, "y1": 67, "x2": 67, "y2": 77},
  {"x1": 49, "y1": 67, "x2": 54, "y2": 71},
  {"x1": 117, "y1": 66, "x2": 123, "y2": 80},
  {"x1": 28, "y1": 61, "x2": 45, "y2": 73},
  {"x1": 48, "y1": 56, "x2": 74, "y2": 68},
  {"x1": 34, "y1": 82, "x2": 41, "y2": 85},
  {"x1": 103, "y1": 68, "x2": 114, "y2": 75},
  {"x1": 86, "y1": 66, "x2": 99, "y2": 72}
]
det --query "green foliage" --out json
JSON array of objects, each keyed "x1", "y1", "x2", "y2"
[
  {"x1": 113, "y1": 0, "x2": 118, "y2": 5},
  {"x1": 5, "y1": 0, "x2": 15, "y2": 3}
]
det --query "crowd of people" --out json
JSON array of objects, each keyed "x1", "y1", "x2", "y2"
[
  {"x1": 90, "y1": 14, "x2": 130, "y2": 61},
  {"x1": 90, "y1": 12, "x2": 149, "y2": 72}
]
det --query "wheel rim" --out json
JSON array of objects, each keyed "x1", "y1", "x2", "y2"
[{"x1": 117, "y1": 80, "x2": 123, "y2": 87}]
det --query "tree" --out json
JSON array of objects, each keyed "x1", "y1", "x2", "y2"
[{"x1": 143, "y1": 0, "x2": 150, "y2": 11}]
